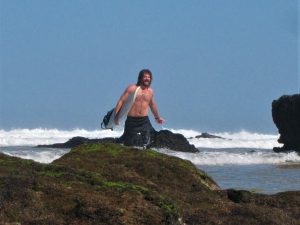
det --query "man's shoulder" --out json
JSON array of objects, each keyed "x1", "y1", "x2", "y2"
[{"x1": 126, "y1": 84, "x2": 138, "y2": 93}]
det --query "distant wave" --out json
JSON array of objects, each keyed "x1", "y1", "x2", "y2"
[
  {"x1": 0, "y1": 127, "x2": 282, "y2": 149},
  {"x1": 186, "y1": 130, "x2": 282, "y2": 149},
  {"x1": 167, "y1": 128, "x2": 282, "y2": 149},
  {"x1": 0, "y1": 128, "x2": 122, "y2": 147},
  {"x1": 157, "y1": 148, "x2": 300, "y2": 165},
  {"x1": 2, "y1": 146, "x2": 69, "y2": 164}
]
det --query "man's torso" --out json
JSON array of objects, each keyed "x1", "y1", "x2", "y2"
[{"x1": 127, "y1": 86, "x2": 153, "y2": 117}]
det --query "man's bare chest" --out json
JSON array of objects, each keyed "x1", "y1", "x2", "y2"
[{"x1": 135, "y1": 90, "x2": 152, "y2": 103}]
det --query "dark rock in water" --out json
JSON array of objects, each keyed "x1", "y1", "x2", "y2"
[
  {"x1": 195, "y1": 132, "x2": 225, "y2": 139},
  {"x1": 227, "y1": 189, "x2": 252, "y2": 203},
  {"x1": 149, "y1": 130, "x2": 198, "y2": 152},
  {"x1": 272, "y1": 94, "x2": 300, "y2": 153},
  {"x1": 37, "y1": 136, "x2": 119, "y2": 148},
  {"x1": 38, "y1": 129, "x2": 198, "y2": 153},
  {"x1": 1, "y1": 143, "x2": 300, "y2": 224}
]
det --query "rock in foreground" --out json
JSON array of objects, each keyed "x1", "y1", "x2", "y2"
[
  {"x1": 1, "y1": 143, "x2": 299, "y2": 225},
  {"x1": 272, "y1": 94, "x2": 300, "y2": 153}
]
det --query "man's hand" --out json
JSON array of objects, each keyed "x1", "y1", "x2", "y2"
[{"x1": 155, "y1": 117, "x2": 165, "y2": 124}]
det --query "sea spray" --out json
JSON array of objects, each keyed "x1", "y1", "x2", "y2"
[
  {"x1": 2, "y1": 146, "x2": 70, "y2": 163},
  {"x1": 1, "y1": 128, "x2": 282, "y2": 149},
  {"x1": 156, "y1": 148, "x2": 300, "y2": 166},
  {"x1": 0, "y1": 128, "x2": 122, "y2": 146},
  {"x1": 172, "y1": 128, "x2": 282, "y2": 149}
]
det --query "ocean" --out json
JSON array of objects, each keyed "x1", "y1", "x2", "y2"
[{"x1": 1, "y1": 128, "x2": 300, "y2": 194}]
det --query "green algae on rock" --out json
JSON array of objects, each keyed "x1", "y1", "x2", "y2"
[{"x1": 0, "y1": 144, "x2": 300, "y2": 225}]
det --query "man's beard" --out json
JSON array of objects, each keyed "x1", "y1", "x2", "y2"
[{"x1": 142, "y1": 80, "x2": 151, "y2": 87}]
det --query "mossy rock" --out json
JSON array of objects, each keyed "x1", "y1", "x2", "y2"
[{"x1": 0, "y1": 145, "x2": 300, "y2": 225}]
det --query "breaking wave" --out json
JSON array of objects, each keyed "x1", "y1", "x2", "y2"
[{"x1": 0, "y1": 128, "x2": 282, "y2": 149}]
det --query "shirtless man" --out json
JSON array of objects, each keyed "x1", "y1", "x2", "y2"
[{"x1": 114, "y1": 69, "x2": 164, "y2": 147}]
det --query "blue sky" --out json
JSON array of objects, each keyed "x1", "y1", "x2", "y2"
[{"x1": 0, "y1": 0, "x2": 298, "y2": 133}]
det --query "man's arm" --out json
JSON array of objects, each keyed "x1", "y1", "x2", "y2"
[
  {"x1": 114, "y1": 85, "x2": 132, "y2": 125},
  {"x1": 114, "y1": 85, "x2": 135, "y2": 124},
  {"x1": 149, "y1": 93, "x2": 164, "y2": 124}
]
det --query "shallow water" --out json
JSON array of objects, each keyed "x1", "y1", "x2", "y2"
[
  {"x1": 156, "y1": 147, "x2": 300, "y2": 194},
  {"x1": 199, "y1": 164, "x2": 300, "y2": 194}
]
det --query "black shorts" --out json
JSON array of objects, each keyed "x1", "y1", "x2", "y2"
[{"x1": 121, "y1": 116, "x2": 155, "y2": 147}]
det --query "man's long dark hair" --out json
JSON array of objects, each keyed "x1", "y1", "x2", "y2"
[{"x1": 136, "y1": 69, "x2": 152, "y2": 86}]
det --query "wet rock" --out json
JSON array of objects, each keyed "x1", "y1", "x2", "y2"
[
  {"x1": 227, "y1": 189, "x2": 252, "y2": 203},
  {"x1": 194, "y1": 132, "x2": 226, "y2": 139},
  {"x1": 37, "y1": 136, "x2": 119, "y2": 148},
  {"x1": 38, "y1": 129, "x2": 198, "y2": 153},
  {"x1": 149, "y1": 130, "x2": 198, "y2": 152},
  {"x1": 272, "y1": 94, "x2": 300, "y2": 153}
]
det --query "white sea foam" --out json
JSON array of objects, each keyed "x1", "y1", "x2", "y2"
[
  {"x1": 2, "y1": 146, "x2": 299, "y2": 166},
  {"x1": 156, "y1": 148, "x2": 300, "y2": 166},
  {"x1": 170, "y1": 129, "x2": 282, "y2": 149},
  {"x1": 3, "y1": 148, "x2": 69, "y2": 164},
  {"x1": 0, "y1": 128, "x2": 123, "y2": 147},
  {"x1": 0, "y1": 128, "x2": 283, "y2": 149}
]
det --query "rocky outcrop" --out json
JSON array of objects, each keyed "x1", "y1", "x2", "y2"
[
  {"x1": 272, "y1": 94, "x2": 300, "y2": 153},
  {"x1": 37, "y1": 136, "x2": 119, "y2": 149},
  {"x1": 38, "y1": 129, "x2": 198, "y2": 153},
  {"x1": 1, "y1": 143, "x2": 299, "y2": 224},
  {"x1": 194, "y1": 132, "x2": 226, "y2": 139},
  {"x1": 149, "y1": 130, "x2": 198, "y2": 152}
]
